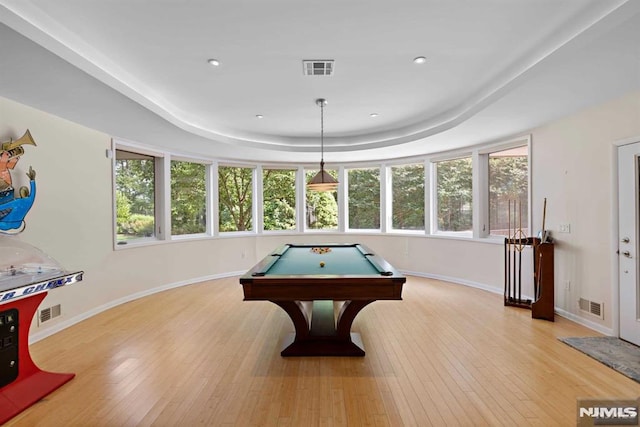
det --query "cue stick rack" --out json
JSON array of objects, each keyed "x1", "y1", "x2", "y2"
[{"x1": 503, "y1": 199, "x2": 555, "y2": 321}]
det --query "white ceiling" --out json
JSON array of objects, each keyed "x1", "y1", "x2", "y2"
[{"x1": 0, "y1": 0, "x2": 639, "y2": 163}]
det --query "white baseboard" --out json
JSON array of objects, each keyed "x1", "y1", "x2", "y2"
[
  {"x1": 30, "y1": 270, "x2": 612, "y2": 344},
  {"x1": 554, "y1": 307, "x2": 613, "y2": 336},
  {"x1": 403, "y1": 270, "x2": 614, "y2": 336},
  {"x1": 29, "y1": 271, "x2": 245, "y2": 344},
  {"x1": 402, "y1": 270, "x2": 504, "y2": 295}
]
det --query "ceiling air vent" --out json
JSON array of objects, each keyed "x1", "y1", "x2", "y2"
[{"x1": 303, "y1": 60, "x2": 334, "y2": 76}]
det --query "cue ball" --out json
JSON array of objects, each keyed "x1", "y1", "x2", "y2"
[{"x1": 320, "y1": 262, "x2": 325, "y2": 267}]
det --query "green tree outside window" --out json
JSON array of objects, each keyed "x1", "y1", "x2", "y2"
[
  {"x1": 489, "y1": 147, "x2": 528, "y2": 236},
  {"x1": 348, "y1": 168, "x2": 380, "y2": 229},
  {"x1": 115, "y1": 150, "x2": 156, "y2": 241},
  {"x1": 219, "y1": 166, "x2": 253, "y2": 232},
  {"x1": 171, "y1": 161, "x2": 206, "y2": 235},
  {"x1": 392, "y1": 164, "x2": 425, "y2": 230},
  {"x1": 436, "y1": 158, "x2": 472, "y2": 232},
  {"x1": 263, "y1": 169, "x2": 296, "y2": 231}
]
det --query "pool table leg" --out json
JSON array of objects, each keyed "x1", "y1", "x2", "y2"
[
  {"x1": 335, "y1": 300, "x2": 374, "y2": 339},
  {"x1": 273, "y1": 299, "x2": 374, "y2": 357},
  {"x1": 273, "y1": 301, "x2": 311, "y2": 341}
]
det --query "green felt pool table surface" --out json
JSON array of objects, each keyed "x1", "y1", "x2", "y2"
[
  {"x1": 264, "y1": 244, "x2": 381, "y2": 276},
  {"x1": 240, "y1": 243, "x2": 404, "y2": 300}
]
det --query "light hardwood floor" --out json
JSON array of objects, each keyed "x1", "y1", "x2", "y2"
[{"x1": 6, "y1": 276, "x2": 640, "y2": 426}]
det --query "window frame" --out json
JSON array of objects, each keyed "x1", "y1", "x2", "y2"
[
  {"x1": 217, "y1": 162, "x2": 257, "y2": 235},
  {"x1": 303, "y1": 165, "x2": 340, "y2": 232},
  {"x1": 430, "y1": 154, "x2": 474, "y2": 238},
  {"x1": 169, "y1": 155, "x2": 212, "y2": 240},
  {"x1": 111, "y1": 139, "x2": 167, "y2": 249},
  {"x1": 111, "y1": 135, "x2": 531, "y2": 249},
  {"x1": 345, "y1": 165, "x2": 382, "y2": 232},
  {"x1": 260, "y1": 165, "x2": 300, "y2": 234},
  {"x1": 388, "y1": 161, "x2": 427, "y2": 234},
  {"x1": 478, "y1": 136, "x2": 532, "y2": 240}
]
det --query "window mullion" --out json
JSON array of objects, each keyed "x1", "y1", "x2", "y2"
[
  {"x1": 211, "y1": 161, "x2": 219, "y2": 236},
  {"x1": 255, "y1": 166, "x2": 263, "y2": 233},
  {"x1": 204, "y1": 163, "x2": 212, "y2": 236},
  {"x1": 158, "y1": 155, "x2": 171, "y2": 240},
  {"x1": 424, "y1": 159, "x2": 431, "y2": 236},
  {"x1": 473, "y1": 150, "x2": 489, "y2": 239},
  {"x1": 380, "y1": 165, "x2": 389, "y2": 233},
  {"x1": 338, "y1": 166, "x2": 347, "y2": 232},
  {"x1": 430, "y1": 161, "x2": 438, "y2": 234},
  {"x1": 298, "y1": 168, "x2": 306, "y2": 232}
]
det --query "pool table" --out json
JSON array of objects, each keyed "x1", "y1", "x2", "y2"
[{"x1": 240, "y1": 243, "x2": 405, "y2": 356}]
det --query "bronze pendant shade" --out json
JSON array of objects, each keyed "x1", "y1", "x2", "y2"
[{"x1": 307, "y1": 98, "x2": 338, "y2": 192}]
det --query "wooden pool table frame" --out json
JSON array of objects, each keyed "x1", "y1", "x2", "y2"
[{"x1": 240, "y1": 243, "x2": 405, "y2": 357}]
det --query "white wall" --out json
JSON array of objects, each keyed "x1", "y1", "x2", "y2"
[
  {"x1": 0, "y1": 98, "x2": 262, "y2": 338},
  {"x1": 1, "y1": 96, "x2": 113, "y2": 326},
  {"x1": 531, "y1": 91, "x2": 640, "y2": 330},
  {"x1": 1, "y1": 91, "x2": 639, "y2": 341}
]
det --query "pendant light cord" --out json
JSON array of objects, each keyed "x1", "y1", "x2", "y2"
[{"x1": 320, "y1": 100, "x2": 325, "y2": 168}]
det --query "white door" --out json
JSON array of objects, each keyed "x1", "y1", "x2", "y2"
[{"x1": 619, "y1": 141, "x2": 640, "y2": 345}]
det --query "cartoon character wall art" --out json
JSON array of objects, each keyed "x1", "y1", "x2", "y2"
[{"x1": 0, "y1": 130, "x2": 37, "y2": 234}]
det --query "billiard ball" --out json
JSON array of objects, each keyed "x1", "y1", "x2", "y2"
[{"x1": 320, "y1": 262, "x2": 325, "y2": 267}]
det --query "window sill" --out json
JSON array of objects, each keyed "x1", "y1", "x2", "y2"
[{"x1": 113, "y1": 229, "x2": 509, "y2": 250}]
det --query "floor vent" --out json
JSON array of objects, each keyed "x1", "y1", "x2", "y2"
[
  {"x1": 303, "y1": 60, "x2": 334, "y2": 76},
  {"x1": 39, "y1": 304, "x2": 62, "y2": 325},
  {"x1": 578, "y1": 298, "x2": 604, "y2": 319}
]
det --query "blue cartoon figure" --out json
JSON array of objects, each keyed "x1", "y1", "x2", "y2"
[{"x1": 0, "y1": 130, "x2": 37, "y2": 234}]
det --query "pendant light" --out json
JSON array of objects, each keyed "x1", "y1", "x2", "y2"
[{"x1": 307, "y1": 98, "x2": 338, "y2": 191}]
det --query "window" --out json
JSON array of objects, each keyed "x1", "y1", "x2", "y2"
[
  {"x1": 435, "y1": 157, "x2": 472, "y2": 233},
  {"x1": 305, "y1": 169, "x2": 338, "y2": 230},
  {"x1": 171, "y1": 160, "x2": 207, "y2": 236},
  {"x1": 348, "y1": 167, "x2": 380, "y2": 229},
  {"x1": 114, "y1": 149, "x2": 158, "y2": 243},
  {"x1": 391, "y1": 164, "x2": 424, "y2": 230},
  {"x1": 488, "y1": 146, "x2": 529, "y2": 236},
  {"x1": 263, "y1": 168, "x2": 296, "y2": 231},
  {"x1": 113, "y1": 137, "x2": 529, "y2": 244},
  {"x1": 218, "y1": 166, "x2": 253, "y2": 232}
]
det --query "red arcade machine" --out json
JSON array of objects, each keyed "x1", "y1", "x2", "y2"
[{"x1": 0, "y1": 237, "x2": 83, "y2": 424}]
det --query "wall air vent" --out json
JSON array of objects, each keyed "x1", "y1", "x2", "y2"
[
  {"x1": 303, "y1": 60, "x2": 334, "y2": 76},
  {"x1": 578, "y1": 298, "x2": 604, "y2": 319},
  {"x1": 38, "y1": 304, "x2": 62, "y2": 325},
  {"x1": 39, "y1": 307, "x2": 51, "y2": 323}
]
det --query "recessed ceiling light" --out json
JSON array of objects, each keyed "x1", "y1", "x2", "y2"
[
  {"x1": 370, "y1": 113, "x2": 379, "y2": 118},
  {"x1": 413, "y1": 56, "x2": 427, "y2": 64},
  {"x1": 207, "y1": 58, "x2": 220, "y2": 66},
  {"x1": 256, "y1": 114, "x2": 264, "y2": 119}
]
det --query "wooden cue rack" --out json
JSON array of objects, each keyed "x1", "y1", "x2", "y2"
[{"x1": 504, "y1": 237, "x2": 554, "y2": 321}]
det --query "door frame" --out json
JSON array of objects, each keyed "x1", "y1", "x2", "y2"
[{"x1": 613, "y1": 135, "x2": 640, "y2": 339}]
